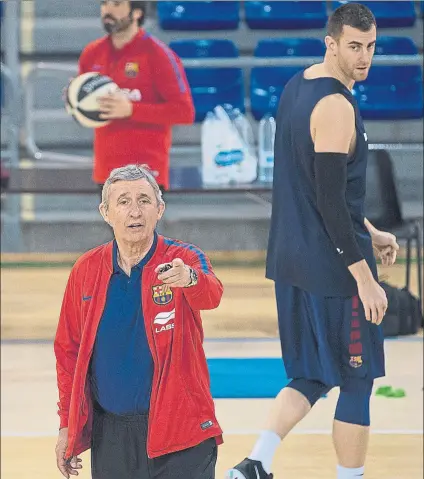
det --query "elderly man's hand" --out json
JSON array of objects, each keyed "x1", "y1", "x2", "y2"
[
  {"x1": 155, "y1": 258, "x2": 191, "y2": 288},
  {"x1": 55, "y1": 428, "x2": 82, "y2": 478}
]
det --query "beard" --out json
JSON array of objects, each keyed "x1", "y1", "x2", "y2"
[
  {"x1": 352, "y1": 67, "x2": 370, "y2": 82},
  {"x1": 339, "y1": 57, "x2": 370, "y2": 83},
  {"x1": 102, "y1": 13, "x2": 133, "y2": 34}
]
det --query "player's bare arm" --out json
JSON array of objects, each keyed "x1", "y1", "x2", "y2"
[
  {"x1": 312, "y1": 94, "x2": 387, "y2": 325},
  {"x1": 311, "y1": 93, "x2": 355, "y2": 154}
]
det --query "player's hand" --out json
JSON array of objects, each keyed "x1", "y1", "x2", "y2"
[
  {"x1": 98, "y1": 91, "x2": 133, "y2": 119},
  {"x1": 357, "y1": 278, "x2": 388, "y2": 325},
  {"x1": 155, "y1": 258, "x2": 191, "y2": 288},
  {"x1": 371, "y1": 229, "x2": 399, "y2": 266},
  {"x1": 55, "y1": 427, "x2": 83, "y2": 477}
]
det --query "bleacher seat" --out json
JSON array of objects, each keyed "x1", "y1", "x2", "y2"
[
  {"x1": 170, "y1": 39, "x2": 244, "y2": 122},
  {"x1": 157, "y1": 2, "x2": 240, "y2": 30},
  {"x1": 250, "y1": 38, "x2": 325, "y2": 120},
  {"x1": 332, "y1": 2, "x2": 416, "y2": 28},
  {"x1": 254, "y1": 38, "x2": 325, "y2": 57},
  {"x1": 374, "y1": 36, "x2": 418, "y2": 55},
  {"x1": 354, "y1": 65, "x2": 423, "y2": 120},
  {"x1": 354, "y1": 36, "x2": 422, "y2": 120},
  {"x1": 250, "y1": 66, "x2": 303, "y2": 120},
  {"x1": 245, "y1": 1, "x2": 327, "y2": 30},
  {"x1": 170, "y1": 38, "x2": 238, "y2": 58}
]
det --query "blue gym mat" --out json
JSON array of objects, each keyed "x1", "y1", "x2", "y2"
[{"x1": 207, "y1": 358, "x2": 291, "y2": 398}]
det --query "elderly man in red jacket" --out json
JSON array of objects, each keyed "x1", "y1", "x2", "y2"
[
  {"x1": 77, "y1": 0, "x2": 194, "y2": 191},
  {"x1": 54, "y1": 164, "x2": 223, "y2": 479}
]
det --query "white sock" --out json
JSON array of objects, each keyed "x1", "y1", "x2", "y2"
[
  {"x1": 248, "y1": 430, "x2": 281, "y2": 474},
  {"x1": 337, "y1": 465, "x2": 365, "y2": 478}
]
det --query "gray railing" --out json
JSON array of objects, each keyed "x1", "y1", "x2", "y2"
[
  {"x1": 23, "y1": 53, "x2": 424, "y2": 165},
  {"x1": 1, "y1": 63, "x2": 20, "y2": 166}
]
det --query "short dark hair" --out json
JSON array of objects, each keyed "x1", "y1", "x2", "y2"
[
  {"x1": 327, "y1": 3, "x2": 376, "y2": 40},
  {"x1": 130, "y1": 1, "x2": 147, "y2": 26}
]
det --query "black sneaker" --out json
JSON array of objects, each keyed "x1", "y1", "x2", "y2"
[{"x1": 225, "y1": 458, "x2": 273, "y2": 479}]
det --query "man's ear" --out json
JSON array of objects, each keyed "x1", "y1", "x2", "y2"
[
  {"x1": 133, "y1": 7, "x2": 143, "y2": 24},
  {"x1": 157, "y1": 202, "x2": 165, "y2": 222},
  {"x1": 325, "y1": 35, "x2": 337, "y2": 55},
  {"x1": 99, "y1": 203, "x2": 111, "y2": 225}
]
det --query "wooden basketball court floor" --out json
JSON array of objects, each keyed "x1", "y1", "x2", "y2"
[{"x1": 1, "y1": 261, "x2": 423, "y2": 478}]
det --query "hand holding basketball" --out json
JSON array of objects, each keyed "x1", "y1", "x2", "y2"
[
  {"x1": 66, "y1": 72, "x2": 119, "y2": 128},
  {"x1": 98, "y1": 91, "x2": 133, "y2": 120},
  {"x1": 155, "y1": 258, "x2": 191, "y2": 287}
]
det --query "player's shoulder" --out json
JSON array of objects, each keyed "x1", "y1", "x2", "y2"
[
  {"x1": 317, "y1": 92, "x2": 353, "y2": 113},
  {"x1": 314, "y1": 93, "x2": 354, "y2": 122},
  {"x1": 81, "y1": 36, "x2": 109, "y2": 57},
  {"x1": 144, "y1": 33, "x2": 179, "y2": 60},
  {"x1": 71, "y1": 243, "x2": 110, "y2": 275},
  {"x1": 162, "y1": 236, "x2": 206, "y2": 257}
]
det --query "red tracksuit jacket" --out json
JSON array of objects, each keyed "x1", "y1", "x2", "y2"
[
  {"x1": 54, "y1": 235, "x2": 224, "y2": 459},
  {"x1": 79, "y1": 29, "x2": 195, "y2": 189}
]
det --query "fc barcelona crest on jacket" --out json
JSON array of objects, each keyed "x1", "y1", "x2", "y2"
[
  {"x1": 152, "y1": 284, "x2": 173, "y2": 305},
  {"x1": 125, "y1": 62, "x2": 139, "y2": 78}
]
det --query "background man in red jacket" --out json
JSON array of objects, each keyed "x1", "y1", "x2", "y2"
[
  {"x1": 54, "y1": 164, "x2": 223, "y2": 479},
  {"x1": 77, "y1": 1, "x2": 194, "y2": 191}
]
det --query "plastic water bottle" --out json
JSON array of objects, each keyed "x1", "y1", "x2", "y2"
[
  {"x1": 230, "y1": 108, "x2": 258, "y2": 183},
  {"x1": 258, "y1": 114, "x2": 276, "y2": 183},
  {"x1": 202, "y1": 111, "x2": 229, "y2": 185}
]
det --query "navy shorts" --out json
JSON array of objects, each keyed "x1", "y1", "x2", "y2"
[
  {"x1": 91, "y1": 403, "x2": 217, "y2": 479},
  {"x1": 275, "y1": 282, "x2": 385, "y2": 388}
]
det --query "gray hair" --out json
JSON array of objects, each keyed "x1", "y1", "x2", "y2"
[{"x1": 101, "y1": 164, "x2": 164, "y2": 210}]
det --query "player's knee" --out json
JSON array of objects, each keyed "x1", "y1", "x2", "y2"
[
  {"x1": 287, "y1": 378, "x2": 332, "y2": 407},
  {"x1": 335, "y1": 377, "x2": 374, "y2": 426}
]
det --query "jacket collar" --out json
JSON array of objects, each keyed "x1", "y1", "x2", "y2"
[{"x1": 102, "y1": 233, "x2": 167, "y2": 273}]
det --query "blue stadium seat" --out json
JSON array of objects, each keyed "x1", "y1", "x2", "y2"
[
  {"x1": 332, "y1": 2, "x2": 416, "y2": 28},
  {"x1": 245, "y1": 1, "x2": 327, "y2": 30},
  {"x1": 157, "y1": 2, "x2": 240, "y2": 30},
  {"x1": 250, "y1": 39, "x2": 325, "y2": 120},
  {"x1": 250, "y1": 66, "x2": 303, "y2": 120},
  {"x1": 254, "y1": 38, "x2": 325, "y2": 57},
  {"x1": 420, "y1": 1, "x2": 424, "y2": 18},
  {"x1": 170, "y1": 39, "x2": 239, "y2": 58},
  {"x1": 170, "y1": 39, "x2": 244, "y2": 122},
  {"x1": 353, "y1": 66, "x2": 423, "y2": 119},
  {"x1": 374, "y1": 36, "x2": 418, "y2": 55}
]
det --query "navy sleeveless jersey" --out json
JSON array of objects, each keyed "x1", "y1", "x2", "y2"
[{"x1": 266, "y1": 70, "x2": 377, "y2": 296}]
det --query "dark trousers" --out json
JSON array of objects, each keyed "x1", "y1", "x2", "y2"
[{"x1": 91, "y1": 404, "x2": 217, "y2": 479}]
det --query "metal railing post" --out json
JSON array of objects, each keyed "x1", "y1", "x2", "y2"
[{"x1": 1, "y1": 0, "x2": 23, "y2": 252}]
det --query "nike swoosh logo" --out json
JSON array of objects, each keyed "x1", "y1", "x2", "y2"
[
  {"x1": 254, "y1": 465, "x2": 261, "y2": 479},
  {"x1": 82, "y1": 296, "x2": 92, "y2": 301}
]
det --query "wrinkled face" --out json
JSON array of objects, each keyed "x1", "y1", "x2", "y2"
[
  {"x1": 326, "y1": 25, "x2": 377, "y2": 82},
  {"x1": 100, "y1": 179, "x2": 164, "y2": 244},
  {"x1": 100, "y1": 0, "x2": 141, "y2": 34}
]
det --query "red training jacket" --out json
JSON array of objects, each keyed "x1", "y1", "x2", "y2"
[
  {"x1": 79, "y1": 29, "x2": 195, "y2": 189},
  {"x1": 54, "y1": 235, "x2": 224, "y2": 459}
]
